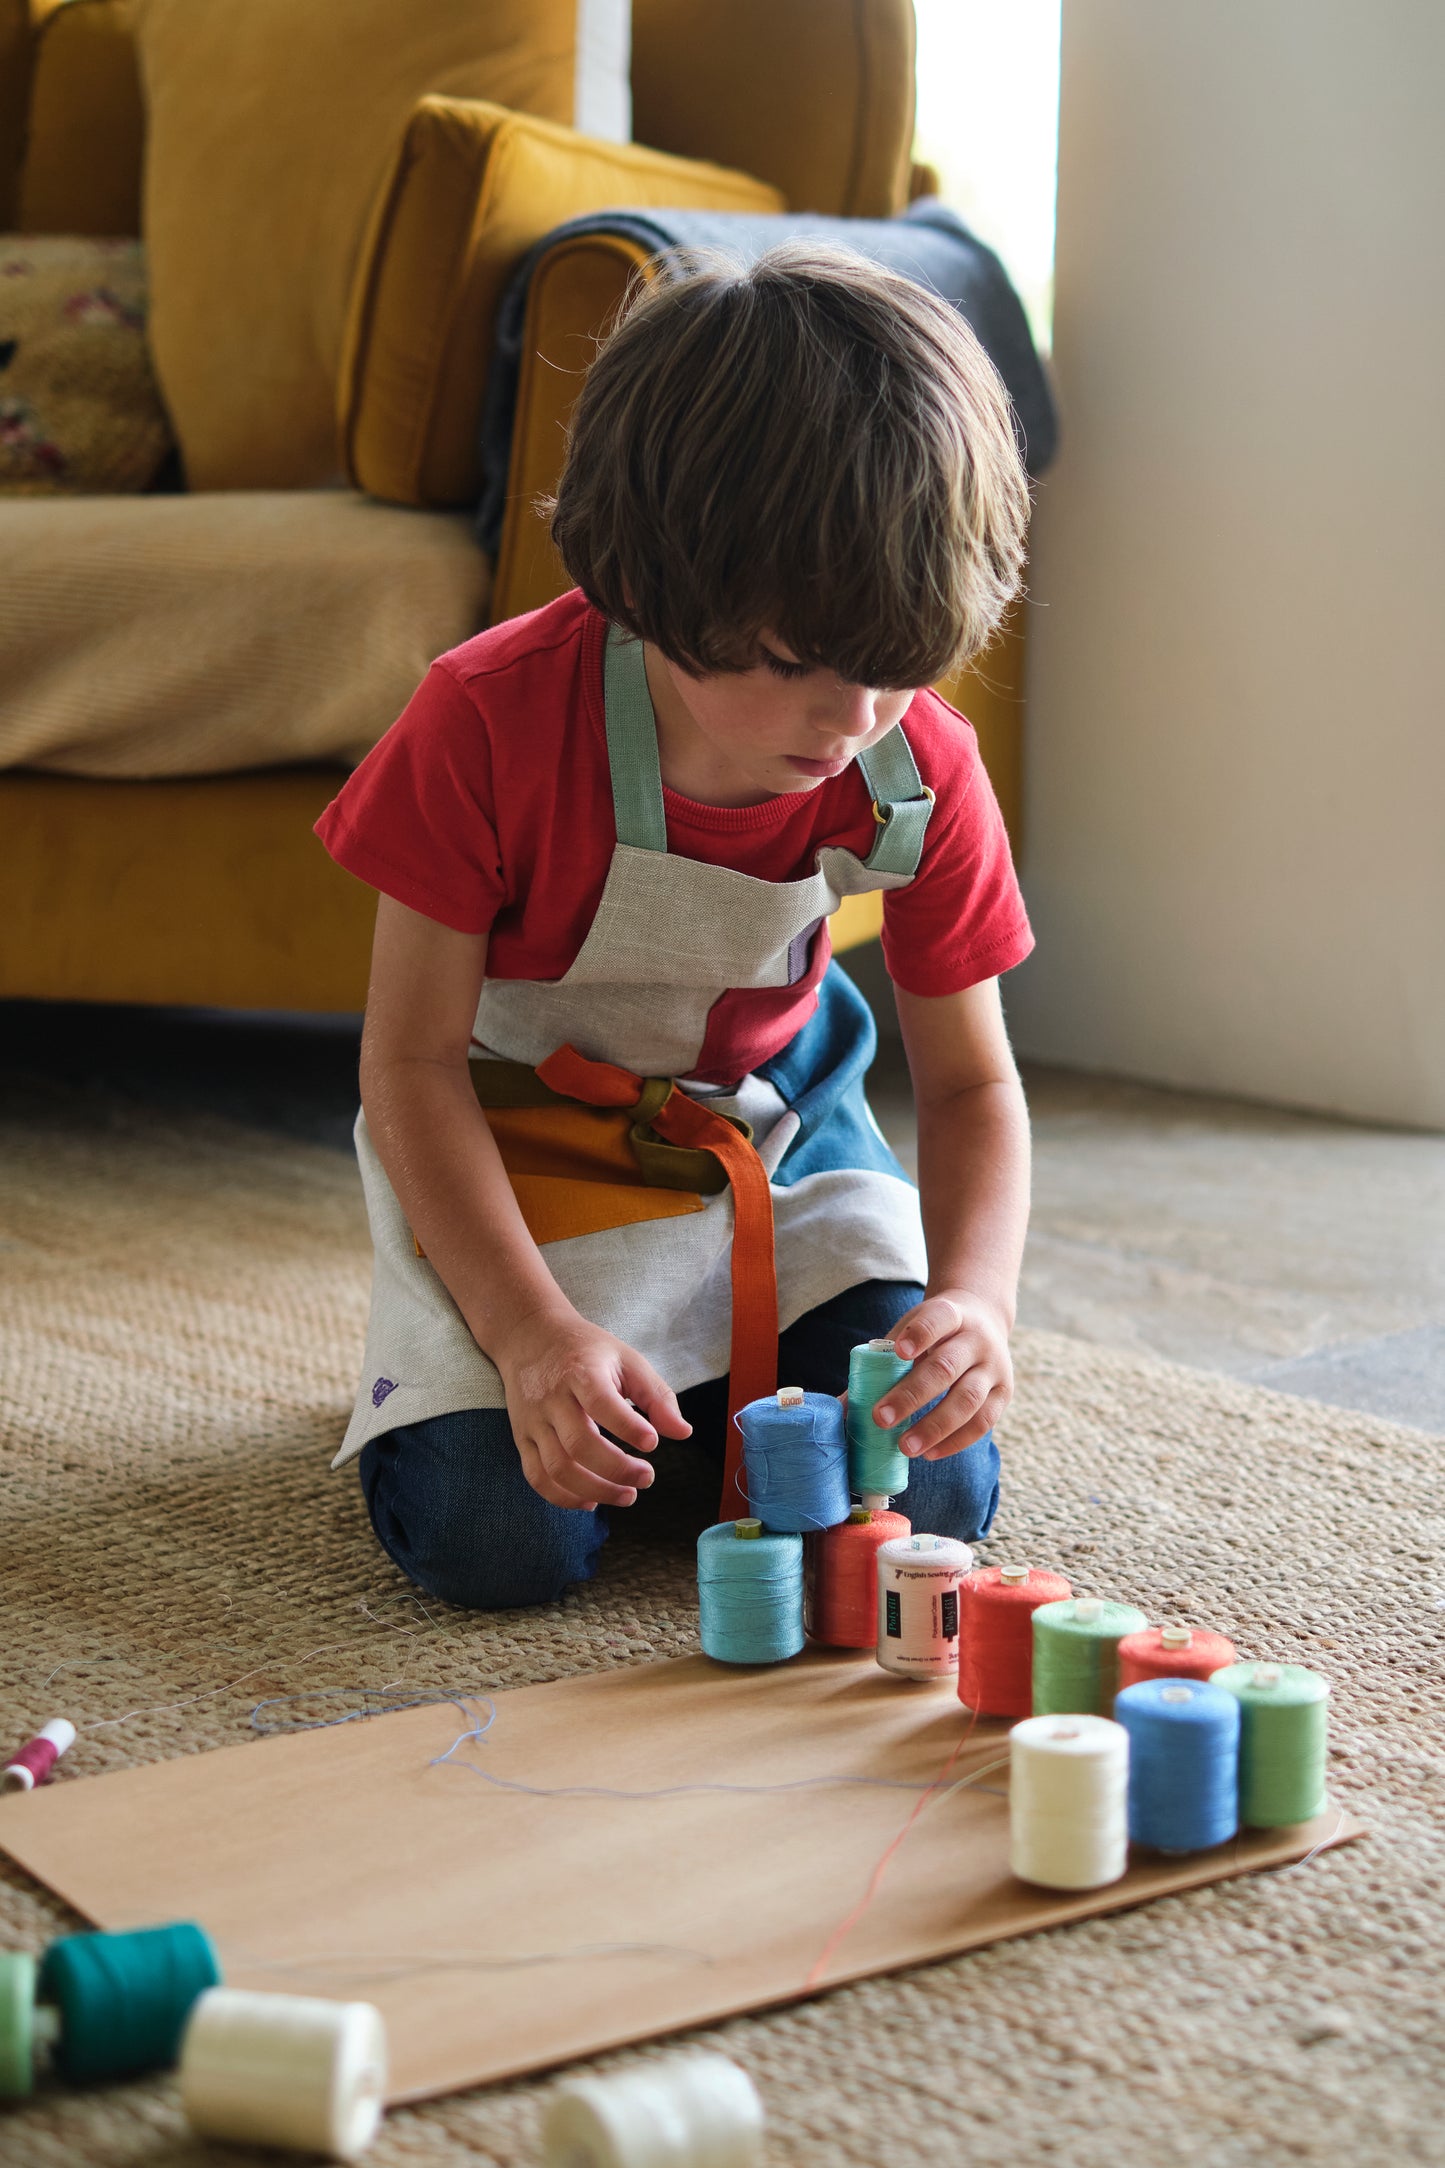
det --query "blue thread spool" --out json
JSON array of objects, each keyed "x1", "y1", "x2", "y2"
[
  {"x1": 38, "y1": 1921, "x2": 221, "y2": 2083},
  {"x1": 735, "y1": 1388, "x2": 850, "y2": 1533},
  {"x1": 697, "y1": 1520, "x2": 804, "y2": 1665},
  {"x1": 846, "y1": 1339, "x2": 914, "y2": 1499},
  {"x1": 1114, "y1": 1678, "x2": 1241, "y2": 1852}
]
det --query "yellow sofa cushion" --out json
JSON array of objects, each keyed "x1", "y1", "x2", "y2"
[
  {"x1": 0, "y1": 234, "x2": 170, "y2": 493},
  {"x1": 343, "y1": 97, "x2": 783, "y2": 509},
  {"x1": 16, "y1": 0, "x2": 144, "y2": 237},
  {"x1": 134, "y1": 0, "x2": 594, "y2": 492},
  {"x1": 0, "y1": 490, "x2": 490, "y2": 776}
]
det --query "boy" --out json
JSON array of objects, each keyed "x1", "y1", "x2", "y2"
[{"x1": 316, "y1": 244, "x2": 1034, "y2": 1610}]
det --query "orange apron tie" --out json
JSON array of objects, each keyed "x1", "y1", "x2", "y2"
[{"x1": 537, "y1": 1044, "x2": 777, "y2": 1518}]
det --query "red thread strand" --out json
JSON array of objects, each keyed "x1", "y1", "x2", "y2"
[
  {"x1": 805, "y1": 1509, "x2": 910, "y2": 1648},
  {"x1": 957, "y1": 1565, "x2": 1073, "y2": 1717},
  {"x1": 1116, "y1": 1625, "x2": 1237, "y2": 1691}
]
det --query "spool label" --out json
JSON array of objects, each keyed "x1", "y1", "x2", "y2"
[
  {"x1": 941, "y1": 1590, "x2": 959, "y2": 1641},
  {"x1": 885, "y1": 1590, "x2": 902, "y2": 1638}
]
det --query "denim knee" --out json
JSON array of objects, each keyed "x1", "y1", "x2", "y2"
[
  {"x1": 358, "y1": 1408, "x2": 607, "y2": 1611},
  {"x1": 896, "y1": 1429, "x2": 1001, "y2": 1546}
]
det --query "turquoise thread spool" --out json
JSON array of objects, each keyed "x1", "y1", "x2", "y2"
[
  {"x1": 698, "y1": 1519, "x2": 805, "y2": 1665},
  {"x1": 1209, "y1": 1661, "x2": 1330, "y2": 1826},
  {"x1": 1032, "y1": 1596, "x2": 1150, "y2": 1715},
  {"x1": 846, "y1": 1338, "x2": 914, "y2": 1499},
  {"x1": 39, "y1": 1921, "x2": 221, "y2": 2083},
  {"x1": 737, "y1": 1388, "x2": 850, "y2": 1533}
]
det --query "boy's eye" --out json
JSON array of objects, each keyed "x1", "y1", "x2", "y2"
[{"x1": 760, "y1": 650, "x2": 811, "y2": 681}]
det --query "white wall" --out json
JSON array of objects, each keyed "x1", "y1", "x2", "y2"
[{"x1": 1008, "y1": 0, "x2": 1445, "y2": 1128}]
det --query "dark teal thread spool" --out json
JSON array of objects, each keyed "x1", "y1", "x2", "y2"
[{"x1": 39, "y1": 1921, "x2": 220, "y2": 2083}]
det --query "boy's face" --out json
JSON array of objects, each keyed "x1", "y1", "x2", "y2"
[{"x1": 647, "y1": 636, "x2": 917, "y2": 806}]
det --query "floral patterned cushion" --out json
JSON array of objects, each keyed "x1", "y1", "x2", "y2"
[{"x1": 0, "y1": 236, "x2": 174, "y2": 494}]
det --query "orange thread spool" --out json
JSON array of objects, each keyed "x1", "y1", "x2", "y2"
[
  {"x1": 805, "y1": 1506, "x2": 910, "y2": 1648},
  {"x1": 958, "y1": 1564, "x2": 1073, "y2": 1716},
  {"x1": 1116, "y1": 1623, "x2": 1237, "y2": 1692}
]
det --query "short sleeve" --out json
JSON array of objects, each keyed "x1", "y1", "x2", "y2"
[
  {"x1": 879, "y1": 707, "x2": 1034, "y2": 997},
  {"x1": 314, "y1": 661, "x2": 504, "y2": 936}
]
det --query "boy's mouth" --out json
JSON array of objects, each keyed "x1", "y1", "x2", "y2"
[{"x1": 785, "y1": 753, "x2": 853, "y2": 778}]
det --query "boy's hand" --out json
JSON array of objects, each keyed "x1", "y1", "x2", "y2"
[
  {"x1": 871, "y1": 1291, "x2": 1013, "y2": 1460},
  {"x1": 492, "y1": 1310, "x2": 692, "y2": 1511}
]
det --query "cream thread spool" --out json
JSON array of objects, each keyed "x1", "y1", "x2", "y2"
[
  {"x1": 542, "y1": 2050, "x2": 765, "y2": 2168},
  {"x1": 876, "y1": 1533, "x2": 973, "y2": 1680},
  {"x1": 179, "y1": 1988, "x2": 387, "y2": 2161},
  {"x1": 1009, "y1": 1713, "x2": 1130, "y2": 1890}
]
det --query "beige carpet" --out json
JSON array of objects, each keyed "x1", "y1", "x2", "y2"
[{"x1": 1, "y1": 1074, "x2": 1442, "y2": 2167}]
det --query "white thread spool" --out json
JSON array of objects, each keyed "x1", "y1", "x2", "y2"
[
  {"x1": 1009, "y1": 1713, "x2": 1130, "y2": 1890},
  {"x1": 179, "y1": 1988, "x2": 387, "y2": 2161},
  {"x1": 875, "y1": 1533, "x2": 974, "y2": 1679},
  {"x1": 542, "y1": 2051, "x2": 765, "y2": 2168}
]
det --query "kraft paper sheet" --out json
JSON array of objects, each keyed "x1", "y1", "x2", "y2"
[{"x1": 0, "y1": 1650, "x2": 1361, "y2": 2104}]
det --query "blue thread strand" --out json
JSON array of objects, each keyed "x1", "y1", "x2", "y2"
[
  {"x1": 697, "y1": 1521, "x2": 805, "y2": 1663},
  {"x1": 736, "y1": 1393, "x2": 850, "y2": 1533},
  {"x1": 1114, "y1": 1678, "x2": 1241, "y2": 1852}
]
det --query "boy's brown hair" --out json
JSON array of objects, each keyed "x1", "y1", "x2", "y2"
[{"x1": 549, "y1": 242, "x2": 1030, "y2": 689}]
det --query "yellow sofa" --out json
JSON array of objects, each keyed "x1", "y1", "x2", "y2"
[{"x1": 0, "y1": 0, "x2": 1024, "y2": 1013}]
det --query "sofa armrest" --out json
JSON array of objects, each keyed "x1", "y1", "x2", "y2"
[
  {"x1": 631, "y1": 0, "x2": 916, "y2": 219},
  {"x1": 340, "y1": 95, "x2": 783, "y2": 512},
  {"x1": 13, "y1": 0, "x2": 142, "y2": 235}
]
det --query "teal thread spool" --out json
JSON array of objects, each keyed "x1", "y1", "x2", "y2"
[
  {"x1": 1032, "y1": 1596, "x2": 1150, "y2": 1715},
  {"x1": 39, "y1": 1921, "x2": 221, "y2": 2083},
  {"x1": 846, "y1": 1338, "x2": 914, "y2": 1499},
  {"x1": 1209, "y1": 1661, "x2": 1330, "y2": 1826},
  {"x1": 697, "y1": 1519, "x2": 804, "y2": 1665}
]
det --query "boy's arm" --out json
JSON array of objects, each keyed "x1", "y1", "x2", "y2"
[
  {"x1": 875, "y1": 977, "x2": 1031, "y2": 1460},
  {"x1": 358, "y1": 896, "x2": 690, "y2": 1507}
]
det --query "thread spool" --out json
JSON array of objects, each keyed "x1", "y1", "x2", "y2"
[
  {"x1": 735, "y1": 1388, "x2": 850, "y2": 1533},
  {"x1": 957, "y1": 1565, "x2": 1073, "y2": 1717},
  {"x1": 38, "y1": 1920, "x2": 221, "y2": 2083},
  {"x1": 805, "y1": 1505, "x2": 911, "y2": 1647},
  {"x1": 1114, "y1": 1679, "x2": 1241, "y2": 1852},
  {"x1": 845, "y1": 1338, "x2": 915, "y2": 1498},
  {"x1": 541, "y1": 2050, "x2": 765, "y2": 2168},
  {"x1": 1031, "y1": 1596, "x2": 1150, "y2": 1715},
  {"x1": 1116, "y1": 1623, "x2": 1238, "y2": 1694},
  {"x1": 1009, "y1": 1714, "x2": 1130, "y2": 1890},
  {"x1": 181, "y1": 1988, "x2": 387, "y2": 2161},
  {"x1": 875, "y1": 1534, "x2": 973, "y2": 1679},
  {"x1": 2, "y1": 1718, "x2": 76, "y2": 1792},
  {"x1": 0, "y1": 1951, "x2": 61, "y2": 2098},
  {"x1": 1209, "y1": 1661, "x2": 1330, "y2": 1826},
  {"x1": 697, "y1": 1520, "x2": 804, "y2": 1665}
]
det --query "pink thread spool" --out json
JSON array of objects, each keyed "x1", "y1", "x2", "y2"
[{"x1": 3, "y1": 1720, "x2": 76, "y2": 1792}]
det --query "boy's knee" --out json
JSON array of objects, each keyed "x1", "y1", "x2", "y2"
[
  {"x1": 357, "y1": 1415, "x2": 605, "y2": 1613},
  {"x1": 901, "y1": 1429, "x2": 1000, "y2": 1546}
]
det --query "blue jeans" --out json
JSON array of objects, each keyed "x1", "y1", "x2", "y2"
[{"x1": 358, "y1": 1280, "x2": 1000, "y2": 1611}]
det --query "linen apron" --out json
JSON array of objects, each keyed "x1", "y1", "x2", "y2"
[{"x1": 337, "y1": 627, "x2": 935, "y2": 1512}]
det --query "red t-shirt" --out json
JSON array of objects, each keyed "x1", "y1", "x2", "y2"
[{"x1": 316, "y1": 591, "x2": 1033, "y2": 1085}]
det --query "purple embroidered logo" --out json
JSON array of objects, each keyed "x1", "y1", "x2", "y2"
[{"x1": 372, "y1": 1377, "x2": 399, "y2": 1408}]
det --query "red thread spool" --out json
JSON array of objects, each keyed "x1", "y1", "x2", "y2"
[
  {"x1": 1116, "y1": 1623, "x2": 1238, "y2": 1693},
  {"x1": 2, "y1": 1717, "x2": 76, "y2": 1792},
  {"x1": 957, "y1": 1565, "x2": 1073, "y2": 1716},
  {"x1": 806, "y1": 1506, "x2": 910, "y2": 1647}
]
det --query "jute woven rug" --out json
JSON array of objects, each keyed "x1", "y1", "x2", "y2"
[{"x1": 1, "y1": 1074, "x2": 1441, "y2": 2167}]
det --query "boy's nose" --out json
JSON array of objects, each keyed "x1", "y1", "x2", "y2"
[{"x1": 824, "y1": 684, "x2": 882, "y2": 739}]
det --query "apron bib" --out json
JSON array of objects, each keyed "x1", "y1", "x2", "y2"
[{"x1": 339, "y1": 628, "x2": 934, "y2": 1509}]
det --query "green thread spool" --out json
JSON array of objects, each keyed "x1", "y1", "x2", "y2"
[
  {"x1": 846, "y1": 1338, "x2": 913, "y2": 1498},
  {"x1": 39, "y1": 1921, "x2": 221, "y2": 2083},
  {"x1": 1209, "y1": 1661, "x2": 1330, "y2": 1826},
  {"x1": 1032, "y1": 1596, "x2": 1150, "y2": 1715},
  {"x1": 0, "y1": 1951, "x2": 55, "y2": 2097}
]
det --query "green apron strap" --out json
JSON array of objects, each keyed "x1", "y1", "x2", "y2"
[
  {"x1": 857, "y1": 725, "x2": 934, "y2": 877},
  {"x1": 603, "y1": 625, "x2": 668, "y2": 853}
]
